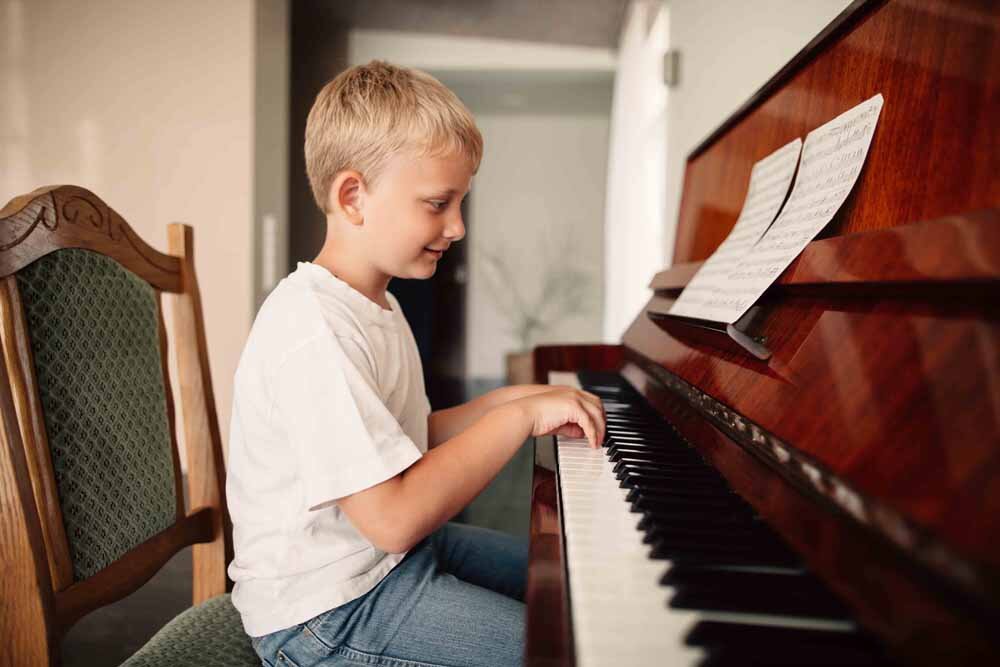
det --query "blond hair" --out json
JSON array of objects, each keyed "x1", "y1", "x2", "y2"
[{"x1": 305, "y1": 60, "x2": 483, "y2": 213}]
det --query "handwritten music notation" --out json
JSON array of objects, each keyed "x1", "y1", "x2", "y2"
[
  {"x1": 669, "y1": 138, "x2": 802, "y2": 320},
  {"x1": 693, "y1": 94, "x2": 885, "y2": 325}
]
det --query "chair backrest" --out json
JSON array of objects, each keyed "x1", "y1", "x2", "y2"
[{"x1": 0, "y1": 186, "x2": 231, "y2": 666}]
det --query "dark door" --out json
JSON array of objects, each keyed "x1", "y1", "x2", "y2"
[{"x1": 391, "y1": 196, "x2": 469, "y2": 409}]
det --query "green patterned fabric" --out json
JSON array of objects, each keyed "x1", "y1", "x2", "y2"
[
  {"x1": 120, "y1": 594, "x2": 259, "y2": 667},
  {"x1": 17, "y1": 248, "x2": 177, "y2": 581}
]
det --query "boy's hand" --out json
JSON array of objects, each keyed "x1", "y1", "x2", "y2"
[
  {"x1": 503, "y1": 384, "x2": 557, "y2": 402},
  {"x1": 512, "y1": 387, "x2": 606, "y2": 448}
]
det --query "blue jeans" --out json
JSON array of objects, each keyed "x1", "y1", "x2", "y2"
[{"x1": 251, "y1": 522, "x2": 528, "y2": 667}]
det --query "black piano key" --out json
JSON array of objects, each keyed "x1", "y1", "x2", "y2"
[
  {"x1": 603, "y1": 404, "x2": 648, "y2": 413},
  {"x1": 618, "y1": 462, "x2": 711, "y2": 478},
  {"x1": 607, "y1": 443, "x2": 696, "y2": 457},
  {"x1": 611, "y1": 459, "x2": 727, "y2": 481},
  {"x1": 662, "y1": 564, "x2": 815, "y2": 588},
  {"x1": 619, "y1": 476, "x2": 736, "y2": 501},
  {"x1": 605, "y1": 429, "x2": 678, "y2": 440},
  {"x1": 638, "y1": 509, "x2": 755, "y2": 532},
  {"x1": 697, "y1": 646, "x2": 891, "y2": 667},
  {"x1": 606, "y1": 426, "x2": 673, "y2": 438},
  {"x1": 607, "y1": 441, "x2": 695, "y2": 458},
  {"x1": 651, "y1": 531, "x2": 797, "y2": 563},
  {"x1": 659, "y1": 548, "x2": 802, "y2": 569},
  {"x1": 650, "y1": 530, "x2": 801, "y2": 565},
  {"x1": 628, "y1": 490, "x2": 748, "y2": 513},
  {"x1": 607, "y1": 448, "x2": 703, "y2": 465},
  {"x1": 606, "y1": 442, "x2": 694, "y2": 456},
  {"x1": 642, "y1": 524, "x2": 765, "y2": 546},
  {"x1": 608, "y1": 449, "x2": 703, "y2": 464},
  {"x1": 619, "y1": 475, "x2": 743, "y2": 501},
  {"x1": 669, "y1": 586, "x2": 850, "y2": 620},
  {"x1": 605, "y1": 414, "x2": 661, "y2": 425},
  {"x1": 661, "y1": 565, "x2": 852, "y2": 618},
  {"x1": 685, "y1": 621, "x2": 887, "y2": 660}
]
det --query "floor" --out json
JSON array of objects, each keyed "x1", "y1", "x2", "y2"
[{"x1": 62, "y1": 386, "x2": 533, "y2": 665}]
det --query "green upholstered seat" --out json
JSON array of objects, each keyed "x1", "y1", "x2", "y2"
[
  {"x1": 120, "y1": 594, "x2": 258, "y2": 667},
  {"x1": 16, "y1": 248, "x2": 177, "y2": 581}
]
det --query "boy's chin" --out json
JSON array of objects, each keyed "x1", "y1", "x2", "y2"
[{"x1": 399, "y1": 262, "x2": 437, "y2": 280}]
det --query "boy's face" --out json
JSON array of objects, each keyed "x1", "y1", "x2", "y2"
[{"x1": 360, "y1": 150, "x2": 473, "y2": 281}]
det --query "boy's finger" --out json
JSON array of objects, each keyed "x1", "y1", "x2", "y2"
[
  {"x1": 579, "y1": 409, "x2": 598, "y2": 449},
  {"x1": 582, "y1": 391, "x2": 606, "y2": 420},
  {"x1": 578, "y1": 397, "x2": 605, "y2": 446}
]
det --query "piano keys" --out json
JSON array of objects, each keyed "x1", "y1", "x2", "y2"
[{"x1": 549, "y1": 370, "x2": 887, "y2": 666}]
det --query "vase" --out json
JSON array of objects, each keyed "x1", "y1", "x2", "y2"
[{"x1": 505, "y1": 350, "x2": 534, "y2": 386}]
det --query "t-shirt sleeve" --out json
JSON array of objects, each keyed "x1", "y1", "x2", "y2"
[{"x1": 272, "y1": 332, "x2": 423, "y2": 510}]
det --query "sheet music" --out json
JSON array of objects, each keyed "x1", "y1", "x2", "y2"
[
  {"x1": 668, "y1": 138, "x2": 802, "y2": 320},
  {"x1": 704, "y1": 93, "x2": 885, "y2": 324}
]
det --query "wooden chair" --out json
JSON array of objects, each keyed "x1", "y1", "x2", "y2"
[{"x1": 0, "y1": 186, "x2": 258, "y2": 666}]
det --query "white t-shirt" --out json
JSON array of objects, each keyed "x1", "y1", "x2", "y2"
[{"x1": 226, "y1": 262, "x2": 430, "y2": 637}]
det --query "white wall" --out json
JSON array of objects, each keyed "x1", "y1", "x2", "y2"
[
  {"x1": 464, "y1": 107, "x2": 609, "y2": 378},
  {"x1": 0, "y1": 0, "x2": 278, "y2": 460},
  {"x1": 663, "y1": 0, "x2": 852, "y2": 261},
  {"x1": 255, "y1": 0, "x2": 290, "y2": 304},
  {"x1": 348, "y1": 28, "x2": 616, "y2": 73}
]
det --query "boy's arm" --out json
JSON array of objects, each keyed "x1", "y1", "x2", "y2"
[
  {"x1": 337, "y1": 387, "x2": 605, "y2": 554},
  {"x1": 427, "y1": 384, "x2": 552, "y2": 448}
]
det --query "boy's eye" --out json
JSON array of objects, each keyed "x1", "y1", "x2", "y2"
[{"x1": 428, "y1": 200, "x2": 447, "y2": 211}]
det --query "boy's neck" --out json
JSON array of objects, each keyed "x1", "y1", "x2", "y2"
[{"x1": 312, "y1": 245, "x2": 393, "y2": 311}]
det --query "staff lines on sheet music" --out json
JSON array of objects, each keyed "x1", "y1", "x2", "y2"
[
  {"x1": 702, "y1": 94, "x2": 884, "y2": 323},
  {"x1": 668, "y1": 138, "x2": 803, "y2": 317}
]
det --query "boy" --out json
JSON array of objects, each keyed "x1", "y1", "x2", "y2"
[{"x1": 227, "y1": 61, "x2": 605, "y2": 667}]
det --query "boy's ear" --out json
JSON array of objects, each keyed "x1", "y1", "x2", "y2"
[{"x1": 329, "y1": 170, "x2": 366, "y2": 226}]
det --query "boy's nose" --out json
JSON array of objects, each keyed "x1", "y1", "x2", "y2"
[{"x1": 444, "y1": 213, "x2": 466, "y2": 241}]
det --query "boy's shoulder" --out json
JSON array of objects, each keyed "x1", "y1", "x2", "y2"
[{"x1": 245, "y1": 264, "x2": 371, "y2": 365}]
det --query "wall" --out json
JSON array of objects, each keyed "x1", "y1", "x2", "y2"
[
  {"x1": 461, "y1": 93, "x2": 610, "y2": 378},
  {"x1": 0, "y1": 0, "x2": 273, "y2": 460},
  {"x1": 663, "y1": 0, "x2": 853, "y2": 262},
  {"x1": 255, "y1": 0, "x2": 290, "y2": 303}
]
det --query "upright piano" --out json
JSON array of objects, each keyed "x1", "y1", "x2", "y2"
[{"x1": 523, "y1": 1, "x2": 999, "y2": 664}]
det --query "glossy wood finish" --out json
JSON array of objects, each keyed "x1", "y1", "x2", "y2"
[
  {"x1": 0, "y1": 186, "x2": 230, "y2": 665},
  {"x1": 626, "y1": 0, "x2": 1000, "y2": 585},
  {"x1": 525, "y1": 437, "x2": 571, "y2": 667},
  {"x1": 532, "y1": 344, "x2": 624, "y2": 385},
  {"x1": 673, "y1": 0, "x2": 999, "y2": 264},
  {"x1": 623, "y1": 282, "x2": 1000, "y2": 570},
  {"x1": 652, "y1": 209, "x2": 1000, "y2": 293}
]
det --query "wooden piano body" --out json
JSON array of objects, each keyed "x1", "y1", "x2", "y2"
[{"x1": 524, "y1": 0, "x2": 1000, "y2": 664}]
